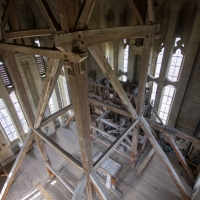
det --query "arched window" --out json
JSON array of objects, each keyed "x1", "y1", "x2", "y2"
[
  {"x1": 168, "y1": 49, "x2": 183, "y2": 81},
  {"x1": 49, "y1": 96, "x2": 56, "y2": 114},
  {"x1": 158, "y1": 38, "x2": 184, "y2": 124},
  {"x1": 0, "y1": 99, "x2": 17, "y2": 141},
  {"x1": 10, "y1": 91, "x2": 29, "y2": 133},
  {"x1": 154, "y1": 48, "x2": 164, "y2": 78},
  {"x1": 151, "y1": 47, "x2": 164, "y2": 102},
  {"x1": 159, "y1": 85, "x2": 175, "y2": 124},
  {"x1": 122, "y1": 39, "x2": 129, "y2": 82}
]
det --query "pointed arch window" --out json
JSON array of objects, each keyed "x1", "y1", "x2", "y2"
[
  {"x1": 168, "y1": 49, "x2": 183, "y2": 81},
  {"x1": 151, "y1": 47, "x2": 165, "y2": 102},
  {"x1": 158, "y1": 38, "x2": 184, "y2": 124},
  {"x1": 49, "y1": 96, "x2": 56, "y2": 114},
  {"x1": 122, "y1": 39, "x2": 129, "y2": 82},
  {"x1": 159, "y1": 85, "x2": 175, "y2": 124},
  {"x1": 10, "y1": 91, "x2": 29, "y2": 133},
  {"x1": 0, "y1": 99, "x2": 17, "y2": 141}
]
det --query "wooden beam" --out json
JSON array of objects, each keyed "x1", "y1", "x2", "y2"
[
  {"x1": 72, "y1": 173, "x2": 87, "y2": 200},
  {"x1": 132, "y1": 35, "x2": 152, "y2": 156},
  {"x1": 139, "y1": 117, "x2": 189, "y2": 200},
  {"x1": 191, "y1": 172, "x2": 200, "y2": 200},
  {"x1": 36, "y1": 0, "x2": 59, "y2": 31},
  {"x1": 60, "y1": 2, "x2": 95, "y2": 199},
  {"x1": 34, "y1": 129, "x2": 83, "y2": 171},
  {"x1": 95, "y1": 110, "x2": 110, "y2": 122},
  {"x1": 145, "y1": 118, "x2": 200, "y2": 145},
  {"x1": 90, "y1": 172, "x2": 111, "y2": 200},
  {"x1": 0, "y1": 129, "x2": 33, "y2": 200},
  {"x1": 0, "y1": 43, "x2": 67, "y2": 60},
  {"x1": 6, "y1": 29, "x2": 53, "y2": 40},
  {"x1": 7, "y1": 0, "x2": 23, "y2": 44},
  {"x1": 55, "y1": 25, "x2": 160, "y2": 51},
  {"x1": 90, "y1": 134, "x2": 132, "y2": 160},
  {"x1": 3, "y1": 50, "x2": 54, "y2": 178},
  {"x1": 67, "y1": 62, "x2": 95, "y2": 200},
  {"x1": 164, "y1": 131, "x2": 195, "y2": 181},
  {"x1": 1, "y1": 0, "x2": 14, "y2": 29},
  {"x1": 151, "y1": 105, "x2": 164, "y2": 125},
  {"x1": 88, "y1": 45, "x2": 138, "y2": 119},
  {"x1": 76, "y1": 0, "x2": 96, "y2": 29},
  {"x1": 88, "y1": 96, "x2": 131, "y2": 118},
  {"x1": 93, "y1": 120, "x2": 139, "y2": 171},
  {"x1": 91, "y1": 125, "x2": 132, "y2": 150},
  {"x1": 34, "y1": 59, "x2": 62, "y2": 129},
  {"x1": 137, "y1": 148, "x2": 155, "y2": 175},
  {"x1": 44, "y1": 161, "x2": 74, "y2": 194},
  {"x1": 40, "y1": 103, "x2": 73, "y2": 127},
  {"x1": 3, "y1": 50, "x2": 35, "y2": 126},
  {"x1": 0, "y1": 42, "x2": 87, "y2": 63},
  {"x1": 126, "y1": 0, "x2": 145, "y2": 25},
  {"x1": 147, "y1": 0, "x2": 155, "y2": 23},
  {"x1": 36, "y1": 182, "x2": 53, "y2": 200}
]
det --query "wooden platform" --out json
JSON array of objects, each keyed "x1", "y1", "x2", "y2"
[{"x1": 0, "y1": 122, "x2": 200, "y2": 200}]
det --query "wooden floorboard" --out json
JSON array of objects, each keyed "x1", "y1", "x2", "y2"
[{"x1": 0, "y1": 121, "x2": 199, "y2": 199}]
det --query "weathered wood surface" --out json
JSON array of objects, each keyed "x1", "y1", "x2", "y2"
[
  {"x1": 3, "y1": 50, "x2": 54, "y2": 178},
  {"x1": 145, "y1": 118, "x2": 200, "y2": 145},
  {"x1": 93, "y1": 120, "x2": 139, "y2": 171},
  {"x1": 164, "y1": 131, "x2": 195, "y2": 181},
  {"x1": 34, "y1": 129, "x2": 83, "y2": 171},
  {"x1": 40, "y1": 103, "x2": 73, "y2": 127},
  {"x1": 90, "y1": 172, "x2": 111, "y2": 200},
  {"x1": 72, "y1": 173, "x2": 87, "y2": 200},
  {"x1": 4, "y1": 50, "x2": 35, "y2": 126},
  {"x1": 137, "y1": 148, "x2": 155, "y2": 175},
  {"x1": 6, "y1": 29, "x2": 53, "y2": 40},
  {"x1": 126, "y1": 0, "x2": 145, "y2": 25},
  {"x1": 191, "y1": 172, "x2": 200, "y2": 200},
  {"x1": 0, "y1": 43, "x2": 67, "y2": 59},
  {"x1": 59, "y1": 1, "x2": 96, "y2": 199},
  {"x1": 4, "y1": 125, "x2": 196, "y2": 200},
  {"x1": 91, "y1": 125, "x2": 132, "y2": 150},
  {"x1": 0, "y1": 129, "x2": 33, "y2": 200},
  {"x1": 56, "y1": 24, "x2": 159, "y2": 51},
  {"x1": 36, "y1": 0, "x2": 59, "y2": 31},
  {"x1": 76, "y1": 0, "x2": 96, "y2": 29},
  {"x1": 140, "y1": 117, "x2": 189, "y2": 200},
  {"x1": 44, "y1": 161, "x2": 74, "y2": 194},
  {"x1": 88, "y1": 96, "x2": 132, "y2": 118},
  {"x1": 36, "y1": 182, "x2": 53, "y2": 200},
  {"x1": 34, "y1": 59, "x2": 62, "y2": 129},
  {"x1": 89, "y1": 45, "x2": 138, "y2": 119}
]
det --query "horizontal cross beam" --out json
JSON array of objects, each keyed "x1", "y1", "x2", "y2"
[
  {"x1": 0, "y1": 42, "x2": 87, "y2": 63},
  {"x1": 40, "y1": 104, "x2": 73, "y2": 127},
  {"x1": 34, "y1": 129, "x2": 83, "y2": 171},
  {"x1": 55, "y1": 24, "x2": 160, "y2": 51},
  {"x1": 145, "y1": 118, "x2": 200, "y2": 145},
  {"x1": 88, "y1": 96, "x2": 132, "y2": 118},
  {"x1": 44, "y1": 161, "x2": 74, "y2": 193},
  {"x1": 6, "y1": 29, "x2": 53, "y2": 40},
  {"x1": 93, "y1": 119, "x2": 139, "y2": 171}
]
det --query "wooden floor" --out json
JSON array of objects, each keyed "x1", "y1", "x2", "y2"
[{"x1": 1, "y1": 121, "x2": 200, "y2": 200}]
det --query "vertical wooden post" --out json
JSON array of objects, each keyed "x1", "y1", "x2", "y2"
[
  {"x1": 132, "y1": 36, "x2": 152, "y2": 156},
  {"x1": 65, "y1": 62, "x2": 95, "y2": 200}
]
